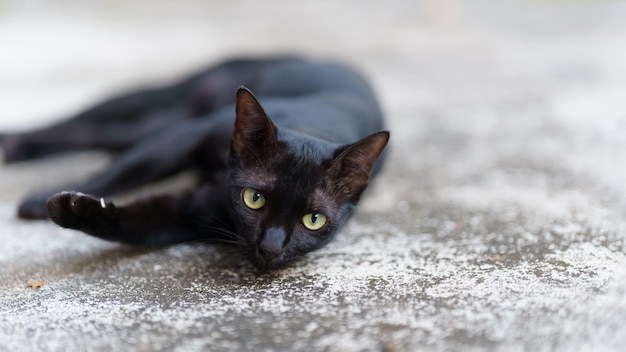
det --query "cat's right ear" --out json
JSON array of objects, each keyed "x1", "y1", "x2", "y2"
[{"x1": 231, "y1": 87, "x2": 278, "y2": 157}]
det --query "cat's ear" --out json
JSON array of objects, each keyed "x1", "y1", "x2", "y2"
[
  {"x1": 327, "y1": 131, "x2": 390, "y2": 201},
  {"x1": 231, "y1": 87, "x2": 278, "y2": 157}
]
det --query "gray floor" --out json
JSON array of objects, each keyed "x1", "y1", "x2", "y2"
[{"x1": 1, "y1": 1, "x2": 626, "y2": 351}]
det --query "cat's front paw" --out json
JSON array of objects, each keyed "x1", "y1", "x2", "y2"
[{"x1": 46, "y1": 192, "x2": 112, "y2": 230}]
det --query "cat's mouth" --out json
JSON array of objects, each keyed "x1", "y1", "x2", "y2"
[
  {"x1": 251, "y1": 246, "x2": 282, "y2": 269},
  {"x1": 248, "y1": 247, "x2": 299, "y2": 270}
]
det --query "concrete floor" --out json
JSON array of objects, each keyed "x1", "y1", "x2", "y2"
[{"x1": 1, "y1": 0, "x2": 626, "y2": 351}]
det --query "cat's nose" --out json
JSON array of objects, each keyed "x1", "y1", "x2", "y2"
[{"x1": 259, "y1": 227, "x2": 286, "y2": 260}]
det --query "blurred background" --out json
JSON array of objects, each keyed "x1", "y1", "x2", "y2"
[
  {"x1": 0, "y1": 0, "x2": 425, "y2": 129},
  {"x1": 2, "y1": 1, "x2": 626, "y2": 350},
  {"x1": 3, "y1": 0, "x2": 626, "y2": 205},
  {"x1": 3, "y1": 0, "x2": 626, "y2": 206}
]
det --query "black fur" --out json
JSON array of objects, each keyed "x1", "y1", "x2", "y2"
[{"x1": 2, "y1": 57, "x2": 389, "y2": 269}]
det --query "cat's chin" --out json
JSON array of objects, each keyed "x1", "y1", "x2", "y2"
[
  {"x1": 248, "y1": 250, "x2": 300, "y2": 271},
  {"x1": 249, "y1": 255, "x2": 282, "y2": 271}
]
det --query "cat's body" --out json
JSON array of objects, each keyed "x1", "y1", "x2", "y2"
[{"x1": 1, "y1": 57, "x2": 389, "y2": 269}]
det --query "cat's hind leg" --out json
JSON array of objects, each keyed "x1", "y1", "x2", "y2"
[
  {"x1": 1, "y1": 57, "x2": 303, "y2": 163},
  {"x1": 1, "y1": 86, "x2": 191, "y2": 163},
  {"x1": 17, "y1": 117, "x2": 222, "y2": 219}
]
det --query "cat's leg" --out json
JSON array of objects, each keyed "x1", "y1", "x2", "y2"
[
  {"x1": 1, "y1": 86, "x2": 191, "y2": 162},
  {"x1": 2, "y1": 57, "x2": 300, "y2": 162},
  {"x1": 17, "y1": 118, "x2": 222, "y2": 219},
  {"x1": 46, "y1": 183, "x2": 230, "y2": 246}
]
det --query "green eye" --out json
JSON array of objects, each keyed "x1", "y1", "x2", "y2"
[
  {"x1": 302, "y1": 212, "x2": 328, "y2": 231},
  {"x1": 242, "y1": 188, "x2": 265, "y2": 210}
]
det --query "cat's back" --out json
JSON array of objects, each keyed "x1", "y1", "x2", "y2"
[
  {"x1": 199, "y1": 57, "x2": 385, "y2": 147},
  {"x1": 255, "y1": 59, "x2": 380, "y2": 105},
  {"x1": 254, "y1": 59, "x2": 385, "y2": 144}
]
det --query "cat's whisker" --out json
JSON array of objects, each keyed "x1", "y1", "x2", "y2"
[
  {"x1": 194, "y1": 214, "x2": 245, "y2": 243},
  {"x1": 204, "y1": 225, "x2": 246, "y2": 244},
  {"x1": 207, "y1": 240, "x2": 239, "y2": 246}
]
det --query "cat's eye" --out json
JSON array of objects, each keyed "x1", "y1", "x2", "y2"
[
  {"x1": 301, "y1": 212, "x2": 328, "y2": 231},
  {"x1": 242, "y1": 188, "x2": 265, "y2": 210}
]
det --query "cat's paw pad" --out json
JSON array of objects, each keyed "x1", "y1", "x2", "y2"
[{"x1": 46, "y1": 192, "x2": 108, "y2": 229}]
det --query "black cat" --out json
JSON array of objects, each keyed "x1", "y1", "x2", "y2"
[{"x1": 1, "y1": 57, "x2": 389, "y2": 269}]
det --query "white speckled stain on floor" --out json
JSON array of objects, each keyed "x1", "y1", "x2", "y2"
[{"x1": 2, "y1": 1, "x2": 626, "y2": 351}]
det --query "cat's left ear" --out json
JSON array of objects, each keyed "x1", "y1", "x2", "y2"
[
  {"x1": 231, "y1": 87, "x2": 278, "y2": 157},
  {"x1": 328, "y1": 131, "x2": 390, "y2": 201}
]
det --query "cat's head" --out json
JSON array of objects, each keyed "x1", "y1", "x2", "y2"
[{"x1": 227, "y1": 87, "x2": 389, "y2": 269}]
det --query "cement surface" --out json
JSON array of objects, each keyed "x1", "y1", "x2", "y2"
[{"x1": 1, "y1": 1, "x2": 626, "y2": 351}]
